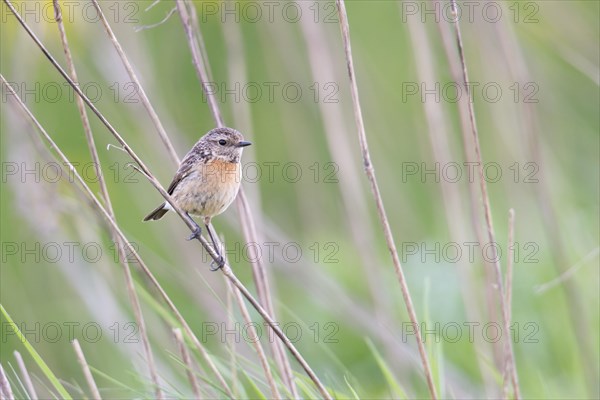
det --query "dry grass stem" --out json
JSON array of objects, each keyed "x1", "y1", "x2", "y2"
[
  {"x1": 71, "y1": 339, "x2": 102, "y2": 400},
  {"x1": 4, "y1": 2, "x2": 330, "y2": 396},
  {"x1": 494, "y1": 11, "x2": 597, "y2": 395},
  {"x1": 13, "y1": 351, "x2": 37, "y2": 399},
  {"x1": 90, "y1": 0, "x2": 180, "y2": 167},
  {"x1": 175, "y1": 0, "x2": 224, "y2": 127},
  {"x1": 173, "y1": 328, "x2": 203, "y2": 399},
  {"x1": 0, "y1": 72, "x2": 232, "y2": 398},
  {"x1": 446, "y1": 0, "x2": 520, "y2": 396},
  {"x1": 220, "y1": 266, "x2": 333, "y2": 399},
  {"x1": 235, "y1": 190, "x2": 298, "y2": 397},
  {"x1": 298, "y1": 3, "x2": 388, "y2": 317},
  {"x1": 225, "y1": 278, "x2": 282, "y2": 399},
  {"x1": 52, "y1": 2, "x2": 162, "y2": 397},
  {"x1": 335, "y1": 0, "x2": 438, "y2": 397},
  {"x1": 225, "y1": 282, "x2": 239, "y2": 397},
  {"x1": 404, "y1": 8, "x2": 495, "y2": 394},
  {"x1": 431, "y1": 1, "x2": 497, "y2": 335},
  {"x1": 0, "y1": 364, "x2": 14, "y2": 400},
  {"x1": 534, "y1": 248, "x2": 600, "y2": 294},
  {"x1": 503, "y1": 209, "x2": 516, "y2": 399},
  {"x1": 175, "y1": 0, "x2": 299, "y2": 396}
]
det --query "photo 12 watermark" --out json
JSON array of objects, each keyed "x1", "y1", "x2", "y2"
[
  {"x1": 401, "y1": 161, "x2": 539, "y2": 184},
  {"x1": 200, "y1": 321, "x2": 339, "y2": 344},
  {"x1": 1, "y1": 161, "x2": 341, "y2": 185},
  {"x1": 1, "y1": 321, "x2": 140, "y2": 344},
  {"x1": 199, "y1": 1, "x2": 340, "y2": 24},
  {"x1": 201, "y1": 81, "x2": 339, "y2": 104},
  {"x1": 1, "y1": 1, "x2": 140, "y2": 24},
  {"x1": 399, "y1": 1, "x2": 540, "y2": 24},
  {"x1": 401, "y1": 81, "x2": 539, "y2": 104},
  {"x1": 401, "y1": 241, "x2": 539, "y2": 264},
  {"x1": 2, "y1": 81, "x2": 141, "y2": 104},
  {"x1": 1, "y1": 241, "x2": 139, "y2": 265},
  {"x1": 402, "y1": 321, "x2": 540, "y2": 344},
  {"x1": 201, "y1": 240, "x2": 340, "y2": 265}
]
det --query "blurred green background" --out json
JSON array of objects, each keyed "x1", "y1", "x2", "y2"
[{"x1": 1, "y1": 0, "x2": 598, "y2": 398}]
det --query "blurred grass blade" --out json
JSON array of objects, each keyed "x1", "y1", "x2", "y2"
[
  {"x1": 295, "y1": 376, "x2": 321, "y2": 399},
  {"x1": 366, "y1": 339, "x2": 407, "y2": 399},
  {"x1": 241, "y1": 370, "x2": 266, "y2": 400},
  {"x1": 0, "y1": 304, "x2": 72, "y2": 399},
  {"x1": 423, "y1": 278, "x2": 444, "y2": 396},
  {"x1": 89, "y1": 366, "x2": 147, "y2": 397},
  {"x1": 344, "y1": 375, "x2": 360, "y2": 400}
]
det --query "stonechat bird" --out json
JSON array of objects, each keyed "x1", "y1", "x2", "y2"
[{"x1": 143, "y1": 126, "x2": 251, "y2": 269}]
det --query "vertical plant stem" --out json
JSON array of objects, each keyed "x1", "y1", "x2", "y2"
[
  {"x1": 3, "y1": 62, "x2": 330, "y2": 399},
  {"x1": 494, "y1": 13, "x2": 597, "y2": 395},
  {"x1": 52, "y1": 2, "x2": 162, "y2": 398},
  {"x1": 0, "y1": 364, "x2": 14, "y2": 400},
  {"x1": 503, "y1": 209, "x2": 516, "y2": 399},
  {"x1": 446, "y1": 0, "x2": 520, "y2": 397},
  {"x1": 175, "y1": 0, "x2": 224, "y2": 127},
  {"x1": 72, "y1": 339, "x2": 102, "y2": 400},
  {"x1": 1, "y1": 72, "x2": 232, "y2": 399},
  {"x1": 90, "y1": 0, "x2": 180, "y2": 167},
  {"x1": 175, "y1": 0, "x2": 299, "y2": 396},
  {"x1": 224, "y1": 280, "x2": 238, "y2": 397},
  {"x1": 6, "y1": 1, "x2": 329, "y2": 396},
  {"x1": 13, "y1": 351, "x2": 37, "y2": 399},
  {"x1": 235, "y1": 190, "x2": 298, "y2": 396},
  {"x1": 225, "y1": 278, "x2": 282, "y2": 399},
  {"x1": 335, "y1": 1, "x2": 438, "y2": 398},
  {"x1": 173, "y1": 328, "x2": 203, "y2": 399},
  {"x1": 298, "y1": 3, "x2": 388, "y2": 318},
  {"x1": 221, "y1": 266, "x2": 333, "y2": 400},
  {"x1": 404, "y1": 8, "x2": 496, "y2": 394},
  {"x1": 432, "y1": 0, "x2": 503, "y2": 368}
]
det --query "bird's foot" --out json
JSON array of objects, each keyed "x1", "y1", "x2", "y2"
[
  {"x1": 209, "y1": 256, "x2": 225, "y2": 271},
  {"x1": 186, "y1": 226, "x2": 202, "y2": 241}
]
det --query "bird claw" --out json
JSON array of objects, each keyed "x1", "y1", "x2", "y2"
[
  {"x1": 186, "y1": 225, "x2": 223, "y2": 270},
  {"x1": 187, "y1": 227, "x2": 201, "y2": 241},
  {"x1": 210, "y1": 256, "x2": 225, "y2": 271}
]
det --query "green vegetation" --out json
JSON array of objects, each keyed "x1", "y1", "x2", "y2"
[{"x1": 1, "y1": 0, "x2": 598, "y2": 398}]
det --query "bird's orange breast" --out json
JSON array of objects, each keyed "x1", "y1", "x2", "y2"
[{"x1": 172, "y1": 159, "x2": 242, "y2": 218}]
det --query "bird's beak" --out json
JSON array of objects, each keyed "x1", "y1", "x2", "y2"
[{"x1": 235, "y1": 141, "x2": 252, "y2": 147}]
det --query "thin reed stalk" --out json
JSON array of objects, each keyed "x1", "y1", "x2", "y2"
[
  {"x1": 1, "y1": 70, "x2": 232, "y2": 398},
  {"x1": 494, "y1": 10, "x2": 597, "y2": 396},
  {"x1": 3, "y1": 3, "x2": 331, "y2": 396},
  {"x1": 235, "y1": 190, "x2": 298, "y2": 396},
  {"x1": 503, "y1": 209, "x2": 516, "y2": 399},
  {"x1": 175, "y1": 0, "x2": 299, "y2": 396},
  {"x1": 404, "y1": 8, "x2": 495, "y2": 394},
  {"x1": 13, "y1": 352, "x2": 37, "y2": 399},
  {"x1": 445, "y1": 0, "x2": 520, "y2": 396},
  {"x1": 0, "y1": 364, "x2": 14, "y2": 400},
  {"x1": 335, "y1": 1, "x2": 438, "y2": 398},
  {"x1": 52, "y1": 2, "x2": 162, "y2": 397},
  {"x1": 225, "y1": 278, "x2": 282, "y2": 399},
  {"x1": 224, "y1": 279, "x2": 239, "y2": 397},
  {"x1": 173, "y1": 328, "x2": 203, "y2": 399},
  {"x1": 431, "y1": 5, "x2": 503, "y2": 367},
  {"x1": 174, "y1": 0, "x2": 224, "y2": 127},
  {"x1": 71, "y1": 339, "x2": 102, "y2": 400},
  {"x1": 297, "y1": 3, "x2": 388, "y2": 318},
  {"x1": 90, "y1": 0, "x2": 180, "y2": 167}
]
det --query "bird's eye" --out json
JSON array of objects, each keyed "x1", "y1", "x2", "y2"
[{"x1": 218, "y1": 139, "x2": 227, "y2": 146}]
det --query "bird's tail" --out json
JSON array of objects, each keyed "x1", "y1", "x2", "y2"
[{"x1": 143, "y1": 203, "x2": 169, "y2": 221}]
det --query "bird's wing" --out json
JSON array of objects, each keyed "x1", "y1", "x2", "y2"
[{"x1": 166, "y1": 152, "x2": 199, "y2": 194}]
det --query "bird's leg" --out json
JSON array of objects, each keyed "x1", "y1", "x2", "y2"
[
  {"x1": 186, "y1": 213, "x2": 202, "y2": 241},
  {"x1": 205, "y1": 222, "x2": 225, "y2": 271}
]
